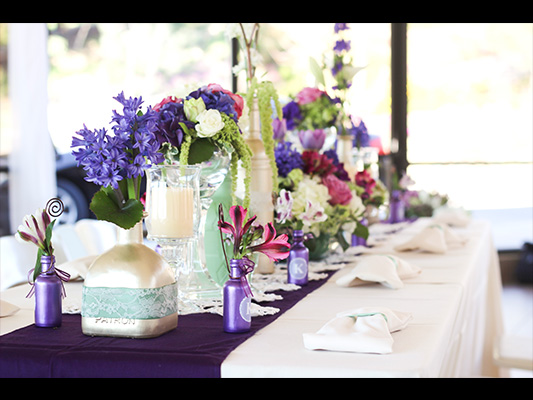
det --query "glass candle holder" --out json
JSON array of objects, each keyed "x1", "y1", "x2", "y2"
[{"x1": 145, "y1": 165, "x2": 201, "y2": 314}]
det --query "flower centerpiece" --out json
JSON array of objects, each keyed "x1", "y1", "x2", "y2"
[
  {"x1": 354, "y1": 168, "x2": 389, "y2": 224},
  {"x1": 153, "y1": 83, "x2": 252, "y2": 206},
  {"x1": 282, "y1": 87, "x2": 339, "y2": 135},
  {"x1": 15, "y1": 198, "x2": 68, "y2": 285},
  {"x1": 218, "y1": 203, "x2": 290, "y2": 332},
  {"x1": 390, "y1": 171, "x2": 449, "y2": 219},
  {"x1": 71, "y1": 92, "x2": 164, "y2": 229},
  {"x1": 273, "y1": 132, "x2": 367, "y2": 260},
  {"x1": 71, "y1": 92, "x2": 179, "y2": 338}
]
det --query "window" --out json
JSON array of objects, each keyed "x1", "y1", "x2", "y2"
[{"x1": 405, "y1": 23, "x2": 532, "y2": 211}]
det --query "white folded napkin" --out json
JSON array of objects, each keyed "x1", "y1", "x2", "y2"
[
  {"x1": 394, "y1": 223, "x2": 466, "y2": 254},
  {"x1": 433, "y1": 207, "x2": 471, "y2": 227},
  {"x1": 57, "y1": 255, "x2": 97, "y2": 281},
  {"x1": 0, "y1": 300, "x2": 20, "y2": 317},
  {"x1": 303, "y1": 307, "x2": 412, "y2": 354},
  {"x1": 336, "y1": 254, "x2": 421, "y2": 289}
]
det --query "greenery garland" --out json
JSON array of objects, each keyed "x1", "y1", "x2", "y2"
[
  {"x1": 176, "y1": 112, "x2": 252, "y2": 207},
  {"x1": 244, "y1": 77, "x2": 282, "y2": 192}
]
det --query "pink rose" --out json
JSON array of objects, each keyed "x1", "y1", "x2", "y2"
[
  {"x1": 153, "y1": 95, "x2": 180, "y2": 111},
  {"x1": 296, "y1": 87, "x2": 325, "y2": 105},
  {"x1": 322, "y1": 174, "x2": 353, "y2": 206},
  {"x1": 207, "y1": 83, "x2": 244, "y2": 119}
]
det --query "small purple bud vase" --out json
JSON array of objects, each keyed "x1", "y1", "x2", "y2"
[
  {"x1": 223, "y1": 259, "x2": 252, "y2": 333},
  {"x1": 351, "y1": 218, "x2": 368, "y2": 247},
  {"x1": 34, "y1": 255, "x2": 62, "y2": 328},
  {"x1": 389, "y1": 190, "x2": 405, "y2": 223},
  {"x1": 287, "y1": 230, "x2": 309, "y2": 286}
]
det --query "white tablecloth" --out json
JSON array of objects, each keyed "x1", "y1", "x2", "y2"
[
  {"x1": 1, "y1": 218, "x2": 505, "y2": 377},
  {"x1": 221, "y1": 219, "x2": 505, "y2": 377}
]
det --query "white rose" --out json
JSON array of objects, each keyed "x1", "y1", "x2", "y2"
[
  {"x1": 195, "y1": 109, "x2": 225, "y2": 137},
  {"x1": 348, "y1": 192, "x2": 365, "y2": 216}
]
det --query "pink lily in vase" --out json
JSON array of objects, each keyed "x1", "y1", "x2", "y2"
[{"x1": 218, "y1": 204, "x2": 291, "y2": 271}]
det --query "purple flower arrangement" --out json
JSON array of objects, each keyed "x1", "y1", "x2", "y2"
[
  {"x1": 72, "y1": 92, "x2": 163, "y2": 190},
  {"x1": 71, "y1": 92, "x2": 164, "y2": 229},
  {"x1": 282, "y1": 87, "x2": 339, "y2": 132},
  {"x1": 272, "y1": 130, "x2": 368, "y2": 258}
]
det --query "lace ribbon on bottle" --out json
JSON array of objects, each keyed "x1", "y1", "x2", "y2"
[{"x1": 82, "y1": 283, "x2": 178, "y2": 320}]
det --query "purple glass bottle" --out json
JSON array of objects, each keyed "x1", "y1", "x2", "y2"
[
  {"x1": 287, "y1": 229, "x2": 309, "y2": 286},
  {"x1": 34, "y1": 255, "x2": 62, "y2": 328},
  {"x1": 351, "y1": 218, "x2": 368, "y2": 247},
  {"x1": 223, "y1": 259, "x2": 251, "y2": 333},
  {"x1": 389, "y1": 190, "x2": 405, "y2": 223}
]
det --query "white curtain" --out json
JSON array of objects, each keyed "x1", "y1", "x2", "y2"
[{"x1": 7, "y1": 23, "x2": 56, "y2": 233}]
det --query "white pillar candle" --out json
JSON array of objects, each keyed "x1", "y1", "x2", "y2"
[{"x1": 148, "y1": 185, "x2": 194, "y2": 238}]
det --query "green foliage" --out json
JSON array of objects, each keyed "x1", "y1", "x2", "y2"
[
  {"x1": 89, "y1": 187, "x2": 144, "y2": 230},
  {"x1": 32, "y1": 220, "x2": 57, "y2": 281},
  {"x1": 245, "y1": 77, "x2": 281, "y2": 192}
]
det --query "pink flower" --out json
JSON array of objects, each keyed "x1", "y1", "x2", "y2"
[
  {"x1": 207, "y1": 83, "x2": 244, "y2": 119},
  {"x1": 322, "y1": 174, "x2": 353, "y2": 206},
  {"x1": 296, "y1": 87, "x2": 326, "y2": 105},
  {"x1": 218, "y1": 205, "x2": 257, "y2": 257},
  {"x1": 248, "y1": 223, "x2": 290, "y2": 262},
  {"x1": 302, "y1": 150, "x2": 337, "y2": 177},
  {"x1": 218, "y1": 204, "x2": 290, "y2": 263},
  {"x1": 153, "y1": 95, "x2": 180, "y2": 112},
  {"x1": 355, "y1": 169, "x2": 376, "y2": 200}
]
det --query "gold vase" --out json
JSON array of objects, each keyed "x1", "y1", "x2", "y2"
[
  {"x1": 81, "y1": 221, "x2": 178, "y2": 338},
  {"x1": 245, "y1": 97, "x2": 275, "y2": 274}
]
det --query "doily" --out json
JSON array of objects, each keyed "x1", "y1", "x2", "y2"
[{"x1": 61, "y1": 246, "x2": 367, "y2": 318}]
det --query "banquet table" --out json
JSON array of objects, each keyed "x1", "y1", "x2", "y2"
[{"x1": 0, "y1": 218, "x2": 505, "y2": 378}]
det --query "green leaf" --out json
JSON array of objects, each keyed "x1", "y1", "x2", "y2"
[
  {"x1": 90, "y1": 189, "x2": 144, "y2": 230},
  {"x1": 33, "y1": 247, "x2": 44, "y2": 281},
  {"x1": 44, "y1": 219, "x2": 56, "y2": 254},
  {"x1": 187, "y1": 138, "x2": 217, "y2": 165},
  {"x1": 335, "y1": 230, "x2": 350, "y2": 252},
  {"x1": 309, "y1": 57, "x2": 325, "y2": 87},
  {"x1": 353, "y1": 221, "x2": 369, "y2": 241}
]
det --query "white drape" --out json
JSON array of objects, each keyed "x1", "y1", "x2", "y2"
[{"x1": 7, "y1": 23, "x2": 56, "y2": 233}]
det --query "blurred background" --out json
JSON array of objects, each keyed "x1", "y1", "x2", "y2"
[{"x1": 1, "y1": 22, "x2": 531, "y2": 253}]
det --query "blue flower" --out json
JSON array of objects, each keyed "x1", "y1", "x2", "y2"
[
  {"x1": 274, "y1": 141, "x2": 304, "y2": 177},
  {"x1": 352, "y1": 120, "x2": 370, "y2": 148},
  {"x1": 154, "y1": 101, "x2": 192, "y2": 148},
  {"x1": 282, "y1": 101, "x2": 302, "y2": 130},
  {"x1": 334, "y1": 23, "x2": 349, "y2": 33},
  {"x1": 71, "y1": 92, "x2": 162, "y2": 189},
  {"x1": 334, "y1": 39, "x2": 351, "y2": 54},
  {"x1": 188, "y1": 87, "x2": 237, "y2": 122}
]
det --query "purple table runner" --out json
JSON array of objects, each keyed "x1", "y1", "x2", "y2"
[{"x1": 0, "y1": 270, "x2": 335, "y2": 378}]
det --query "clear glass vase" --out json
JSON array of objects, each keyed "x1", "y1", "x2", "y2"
[
  {"x1": 145, "y1": 164, "x2": 202, "y2": 314},
  {"x1": 183, "y1": 148, "x2": 231, "y2": 304}
]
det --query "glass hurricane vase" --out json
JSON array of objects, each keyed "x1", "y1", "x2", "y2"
[
  {"x1": 145, "y1": 164, "x2": 202, "y2": 314},
  {"x1": 184, "y1": 148, "x2": 232, "y2": 303}
]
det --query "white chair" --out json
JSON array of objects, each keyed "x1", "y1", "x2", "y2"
[
  {"x1": 53, "y1": 224, "x2": 89, "y2": 264},
  {"x1": 0, "y1": 236, "x2": 37, "y2": 291},
  {"x1": 74, "y1": 219, "x2": 117, "y2": 256}
]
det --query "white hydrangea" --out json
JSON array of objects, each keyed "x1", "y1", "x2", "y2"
[{"x1": 291, "y1": 176, "x2": 331, "y2": 216}]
